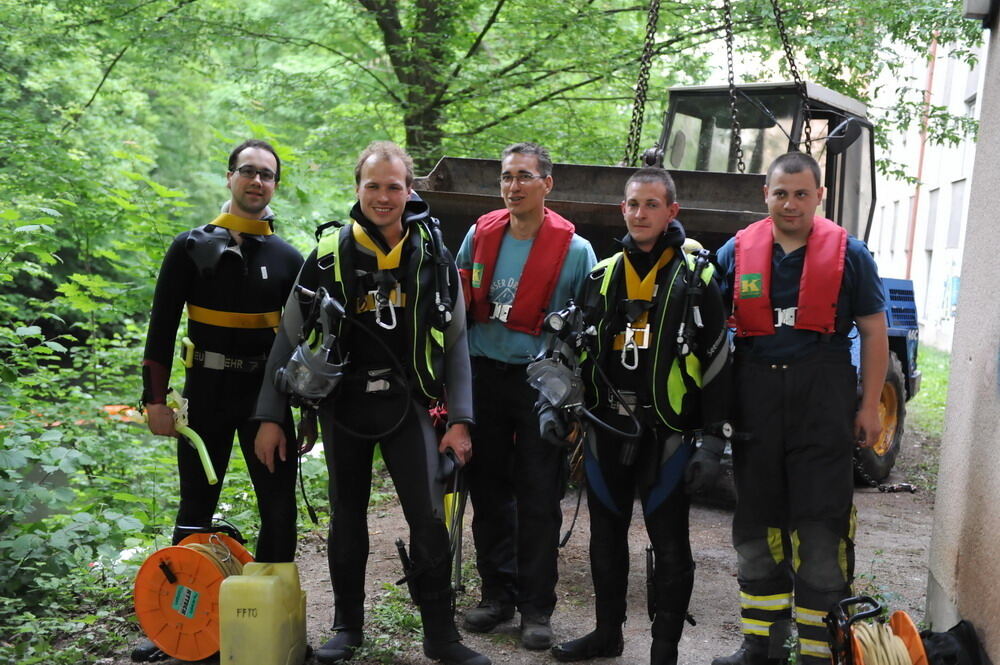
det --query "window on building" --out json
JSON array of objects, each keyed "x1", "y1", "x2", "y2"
[
  {"x1": 947, "y1": 179, "x2": 965, "y2": 249},
  {"x1": 924, "y1": 249, "x2": 934, "y2": 314},
  {"x1": 926, "y1": 188, "x2": 939, "y2": 251},
  {"x1": 878, "y1": 205, "x2": 887, "y2": 254},
  {"x1": 906, "y1": 196, "x2": 914, "y2": 253},
  {"x1": 891, "y1": 200, "x2": 900, "y2": 252}
]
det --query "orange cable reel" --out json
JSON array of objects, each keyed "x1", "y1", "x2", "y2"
[{"x1": 133, "y1": 533, "x2": 254, "y2": 661}]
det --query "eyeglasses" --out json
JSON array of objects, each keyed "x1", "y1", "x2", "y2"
[
  {"x1": 499, "y1": 173, "x2": 545, "y2": 186},
  {"x1": 232, "y1": 165, "x2": 277, "y2": 182}
]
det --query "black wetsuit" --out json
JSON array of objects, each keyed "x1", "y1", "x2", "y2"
[
  {"x1": 254, "y1": 199, "x2": 474, "y2": 641},
  {"x1": 143, "y1": 219, "x2": 303, "y2": 562},
  {"x1": 577, "y1": 225, "x2": 731, "y2": 643}
]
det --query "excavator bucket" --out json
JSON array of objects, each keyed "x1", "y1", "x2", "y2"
[{"x1": 414, "y1": 157, "x2": 766, "y2": 256}]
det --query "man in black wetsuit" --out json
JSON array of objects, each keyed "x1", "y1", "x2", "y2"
[
  {"x1": 254, "y1": 142, "x2": 489, "y2": 665},
  {"x1": 134, "y1": 139, "x2": 303, "y2": 661}
]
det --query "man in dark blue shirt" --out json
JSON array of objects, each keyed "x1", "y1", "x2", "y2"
[{"x1": 712, "y1": 152, "x2": 887, "y2": 665}]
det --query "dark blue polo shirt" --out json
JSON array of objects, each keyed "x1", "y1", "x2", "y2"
[{"x1": 715, "y1": 234, "x2": 886, "y2": 362}]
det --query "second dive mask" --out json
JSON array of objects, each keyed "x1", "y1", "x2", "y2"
[{"x1": 274, "y1": 286, "x2": 349, "y2": 406}]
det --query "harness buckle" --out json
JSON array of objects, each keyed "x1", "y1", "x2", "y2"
[
  {"x1": 774, "y1": 306, "x2": 797, "y2": 327},
  {"x1": 179, "y1": 337, "x2": 195, "y2": 368},
  {"x1": 316, "y1": 252, "x2": 336, "y2": 271},
  {"x1": 489, "y1": 302, "x2": 512, "y2": 323},
  {"x1": 608, "y1": 390, "x2": 638, "y2": 416}
]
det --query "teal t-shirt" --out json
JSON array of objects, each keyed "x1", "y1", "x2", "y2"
[{"x1": 457, "y1": 223, "x2": 596, "y2": 364}]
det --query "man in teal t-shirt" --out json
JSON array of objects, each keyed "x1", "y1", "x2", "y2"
[{"x1": 456, "y1": 142, "x2": 595, "y2": 651}]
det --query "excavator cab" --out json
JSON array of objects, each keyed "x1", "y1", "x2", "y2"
[{"x1": 648, "y1": 81, "x2": 877, "y2": 243}]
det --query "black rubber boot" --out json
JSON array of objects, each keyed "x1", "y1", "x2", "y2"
[
  {"x1": 711, "y1": 637, "x2": 783, "y2": 665},
  {"x1": 423, "y1": 639, "x2": 492, "y2": 665},
  {"x1": 551, "y1": 629, "x2": 625, "y2": 662},
  {"x1": 130, "y1": 637, "x2": 167, "y2": 662},
  {"x1": 520, "y1": 613, "x2": 554, "y2": 650},
  {"x1": 315, "y1": 604, "x2": 365, "y2": 664},
  {"x1": 650, "y1": 639, "x2": 678, "y2": 665},
  {"x1": 463, "y1": 599, "x2": 515, "y2": 633},
  {"x1": 315, "y1": 631, "x2": 363, "y2": 664}
]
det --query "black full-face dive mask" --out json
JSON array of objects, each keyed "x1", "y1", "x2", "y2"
[{"x1": 274, "y1": 287, "x2": 348, "y2": 405}]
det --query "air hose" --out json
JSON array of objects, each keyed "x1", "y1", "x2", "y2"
[
  {"x1": 184, "y1": 540, "x2": 244, "y2": 577},
  {"x1": 853, "y1": 623, "x2": 913, "y2": 665},
  {"x1": 581, "y1": 358, "x2": 643, "y2": 439},
  {"x1": 160, "y1": 389, "x2": 217, "y2": 485},
  {"x1": 827, "y1": 596, "x2": 927, "y2": 665},
  {"x1": 324, "y1": 312, "x2": 412, "y2": 441}
]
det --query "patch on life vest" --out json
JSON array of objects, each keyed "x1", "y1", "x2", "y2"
[
  {"x1": 472, "y1": 263, "x2": 484, "y2": 289},
  {"x1": 739, "y1": 273, "x2": 763, "y2": 299}
]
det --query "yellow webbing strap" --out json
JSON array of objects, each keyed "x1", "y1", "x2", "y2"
[
  {"x1": 623, "y1": 248, "x2": 674, "y2": 302},
  {"x1": 187, "y1": 303, "x2": 280, "y2": 329},
  {"x1": 352, "y1": 222, "x2": 409, "y2": 270},
  {"x1": 611, "y1": 248, "x2": 674, "y2": 348},
  {"x1": 209, "y1": 213, "x2": 272, "y2": 236}
]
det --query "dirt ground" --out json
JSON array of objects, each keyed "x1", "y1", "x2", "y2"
[{"x1": 108, "y1": 429, "x2": 937, "y2": 665}]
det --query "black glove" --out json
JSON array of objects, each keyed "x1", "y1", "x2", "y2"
[
  {"x1": 537, "y1": 400, "x2": 571, "y2": 448},
  {"x1": 684, "y1": 434, "x2": 727, "y2": 493}
]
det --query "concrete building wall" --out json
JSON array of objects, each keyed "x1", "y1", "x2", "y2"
[
  {"x1": 868, "y1": 44, "x2": 983, "y2": 351},
  {"x1": 926, "y1": 7, "x2": 1000, "y2": 658}
]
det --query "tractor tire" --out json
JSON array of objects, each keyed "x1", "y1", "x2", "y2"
[{"x1": 856, "y1": 351, "x2": 905, "y2": 483}]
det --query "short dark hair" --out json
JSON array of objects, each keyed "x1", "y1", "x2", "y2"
[
  {"x1": 229, "y1": 139, "x2": 281, "y2": 182},
  {"x1": 624, "y1": 167, "x2": 677, "y2": 205},
  {"x1": 354, "y1": 141, "x2": 415, "y2": 187},
  {"x1": 501, "y1": 142, "x2": 553, "y2": 177},
  {"x1": 767, "y1": 151, "x2": 821, "y2": 188}
]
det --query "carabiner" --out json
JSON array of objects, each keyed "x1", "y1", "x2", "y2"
[
  {"x1": 374, "y1": 292, "x2": 398, "y2": 330},
  {"x1": 620, "y1": 327, "x2": 639, "y2": 370}
]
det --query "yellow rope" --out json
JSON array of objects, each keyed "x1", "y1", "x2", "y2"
[
  {"x1": 854, "y1": 622, "x2": 912, "y2": 665},
  {"x1": 184, "y1": 537, "x2": 244, "y2": 577}
]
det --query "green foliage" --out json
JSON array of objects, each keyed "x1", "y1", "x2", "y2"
[
  {"x1": 854, "y1": 550, "x2": 903, "y2": 613},
  {"x1": 909, "y1": 344, "x2": 950, "y2": 439},
  {"x1": 355, "y1": 582, "x2": 423, "y2": 663},
  {"x1": 0, "y1": 323, "x2": 161, "y2": 663}
]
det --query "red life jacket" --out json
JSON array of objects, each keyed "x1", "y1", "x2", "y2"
[
  {"x1": 730, "y1": 216, "x2": 848, "y2": 336},
  {"x1": 459, "y1": 207, "x2": 574, "y2": 336}
]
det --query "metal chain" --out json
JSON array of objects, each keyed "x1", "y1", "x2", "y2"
[
  {"x1": 770, "y1": 0, "x2": 812, "y2": 154},
  {"x1": 722, "y1": 0, "x2": 745, "y2": 173},
  {"x1": 622, "y1": 0, "x2": 662, "y2": 167},
  {"x1": 853, "y1": 449, "x2": 917, "y2": 494},
  {"x1": 853, "y1": 450, "x2": 881, "y2": 489}
]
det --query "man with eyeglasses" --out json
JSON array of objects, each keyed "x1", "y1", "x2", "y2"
[
  {"x1": 133, "y1": 139, "x2": 303, "y2": 661},
  {"x1": 456, "y1": 142, "x2": 596, "y2": 651}
]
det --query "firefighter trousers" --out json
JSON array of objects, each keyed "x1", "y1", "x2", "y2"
[{"x1": 731, "y1": 351, "x2": 858, "y2": 664}]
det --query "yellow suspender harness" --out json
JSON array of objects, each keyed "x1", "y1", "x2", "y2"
[
  {"x1": 350, "y1": 223, "x2": 410, "y2": 320},
  {"x1": 351, "y1": 222, "x2": 407, "y2": 270},
  {"x1": 185, "y1": 214, "x2": 279, "y2": 329},
  {"x1": 613, "y1": 248, "x2": 674, "y2": 356},
  {"x1": 209, "y1": 213, "x2": 273, "y2": 236}
]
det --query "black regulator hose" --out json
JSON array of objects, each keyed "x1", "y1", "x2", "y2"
[
  {"x1": 578, "y1": 350, "x2": 643, "y2": 440},
  {"x1": 323, "y1": 310, "x2": 413, "y2": 442}
]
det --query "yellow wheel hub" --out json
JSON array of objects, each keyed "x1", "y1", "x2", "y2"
[{"x1": 874, "y1": 382, "x2": 899, "y2": 456}]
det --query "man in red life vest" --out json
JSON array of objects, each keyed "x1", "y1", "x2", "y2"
[
  {"x1": 712, "y1": 152, "x2": 888, "y2": 665},
  {"x1": 456, "y1": 142, "x2": 596, "y2": 650}
]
